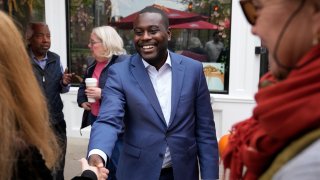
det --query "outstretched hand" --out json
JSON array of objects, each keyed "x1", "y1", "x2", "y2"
[
  {"x1": 80, "y1": 158, "x2": 108, "y2": 180},
  {"x1": 62, "y1": 67, "x2": 74, "y2": 85}
]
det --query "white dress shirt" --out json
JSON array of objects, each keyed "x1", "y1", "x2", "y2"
[{"x1": 142, "y1": 52, "x2": 172, "y2": 168}]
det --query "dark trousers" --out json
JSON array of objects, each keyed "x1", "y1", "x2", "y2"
[
  {"x1": 159, "y1": 167, "x2": 174, "y2": 180},
  {"x1": 106, "y1": 160, "x2": 117, "y2": 180},
  {"x1": 52, "y1": 120, "x2": 67, "y2": 180},
  {"x1": 89, "y1": 114, "x2": 122, "y2": 180}
]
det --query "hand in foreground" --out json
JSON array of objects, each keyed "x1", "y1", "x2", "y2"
[
  {"x1": 85, "y1": 87, "x2": 102, "y2": 100},
  {"x1": 80, "y1": 158, "x2": 108, "y2": 180},
  {"x1": 62, "y1": 67, "x2": 74, "y2": 85}
]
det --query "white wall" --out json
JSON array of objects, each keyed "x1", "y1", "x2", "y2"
[
  {"x1": 45, "y1": 0, "x2": 67, "y2": 68},
  {"x1": 212, "y1": 0, "x2": 261, "y2": 138},
  {"x1": 45, "y1": 0, "x2": 261, "y2": 139}
]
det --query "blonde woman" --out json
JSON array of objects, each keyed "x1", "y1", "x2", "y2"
[
  {"x1": 77, "y1": 26, "x2": 128, "y2": 127},
  {"x1": 77, "y1": 25, "x2": 129, "y2": 180},
  {"x1": 0, "y1": 11, "x2": 107, "y2": 180},
  {"x1": 0, "y1": 11, "x2": 59, "y2": 180}
]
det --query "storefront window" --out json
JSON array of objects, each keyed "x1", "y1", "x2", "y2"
[
  {"x1": 0, "y1": 0, "x2": 45, "y2": 33},
  {"x1": 66, "y1": 0, "x2": 231, "y2": 93}
]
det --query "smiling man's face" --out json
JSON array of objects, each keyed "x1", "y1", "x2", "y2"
[{"x1": 133, "y1": 12, "x2": 171, "y2": 68}]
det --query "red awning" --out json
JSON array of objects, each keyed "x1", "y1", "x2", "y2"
[
  {"x1": 113, "y1": 4, "x2": 208, "y2": 29},
  {"x1": 170, "y1": 20, "x2": 218, "y2": 30}
]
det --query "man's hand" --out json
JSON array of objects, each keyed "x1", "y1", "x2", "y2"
[
  {"x1": 80, "y1": 158, "x2": 108, "y2": 180},
  {"x1": 62, "y1": 67, "x2": 74, "y2": 86},
  {"x1": 88, "y1": 154, "x2": 105, "y2": 167}
]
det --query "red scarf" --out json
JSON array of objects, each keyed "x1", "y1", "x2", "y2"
[{"x1": 222, "y1": 45, "x2": 320, "y2": 180}]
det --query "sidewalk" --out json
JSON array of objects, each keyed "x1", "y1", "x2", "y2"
[
  {"x1": 65, "y1": 137, "x2": 89, "y2": 179},
  {"x1": 64, "y1": 137, "x2": 224, "y2": 180}
]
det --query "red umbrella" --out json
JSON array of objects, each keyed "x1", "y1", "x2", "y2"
[
  {"x1": 170, "y1": 20, "x2": 218, "y2": 30},
  {"x1": 113, "y1": 4, "x2": 207, "y2": 29}
]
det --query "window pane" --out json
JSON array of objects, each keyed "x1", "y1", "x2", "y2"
[
  {"x1": 0, "y1": 0, "x2": 45, "y2": 32},
  {"x1": 66, "y1": 0, "x2": 231, "y2": 93}
]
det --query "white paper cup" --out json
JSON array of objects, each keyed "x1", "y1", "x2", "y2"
[{"x1": 85, "y1": 78, "x2": 97, "y2": 103}]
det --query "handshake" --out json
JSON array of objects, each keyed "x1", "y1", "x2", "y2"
[{"x1": 74, "y1": 157, "x2": 108, "y2": 180}]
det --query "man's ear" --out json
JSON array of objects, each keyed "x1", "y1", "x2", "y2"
[
  {"x1": 167, "y1": 27, "x2": 172, "y2": 41},
  {"x1": 25, "y1": 39, "x2": 31, "y2": 47}
]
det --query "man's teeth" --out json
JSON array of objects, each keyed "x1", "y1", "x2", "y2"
[{"x1": 142, "y1": 45, "x2": 154, "y2": 49}]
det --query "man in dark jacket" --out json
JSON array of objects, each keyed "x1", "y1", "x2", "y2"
[{"x1": 26, "y1": 22, "x2": 73, "y2": 180}]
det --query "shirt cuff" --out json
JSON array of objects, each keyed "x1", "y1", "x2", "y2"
[{"x1": 88, "y1": 149, "x2": 108, "y2": 166}]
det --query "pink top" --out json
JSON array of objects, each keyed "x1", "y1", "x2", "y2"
[{"x1": 91, "y1": 60, "x2": 108, "y2": 116}]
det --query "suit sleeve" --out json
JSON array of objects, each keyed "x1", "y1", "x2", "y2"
[
  {"x1": 195, "y1": 63, "x2": 219, "y2": 179},
  {"x1": 88, "y1": 65, "x2": 126, "y2": 157}
]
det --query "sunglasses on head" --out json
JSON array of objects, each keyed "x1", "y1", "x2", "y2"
[{"x1": 239, "y1": 0, "x2": 257, "y2": 25}]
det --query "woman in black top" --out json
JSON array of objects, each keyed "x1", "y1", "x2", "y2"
[{"x1": 0, "y1": 11, "x2": 107, "y2": 180}]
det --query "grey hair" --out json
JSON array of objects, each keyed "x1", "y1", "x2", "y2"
[
  {"x1": 188, "y1": 37, "x2": 203, "y2": 49},
  {"x1": 25, "y1": 22, "x2": 48, "y2": 45},
  {"x1": 92, "y1": 26, "x2": 126, "y2": 58}
]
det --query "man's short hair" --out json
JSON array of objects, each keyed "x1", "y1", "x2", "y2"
[
  {"x1": 138, "y1": 6, "x2": 169, "y2": 28},
  {"x1": 25, "y1": 22, "x2": 48, "y2": 45},
  {"x1": 212, "y1": 30, "x2": 220, "y2": 37}
]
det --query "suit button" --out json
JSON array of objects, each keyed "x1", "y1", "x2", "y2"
[{"x1": 159, "y1": 153, "x2": 164, "y2": 158}]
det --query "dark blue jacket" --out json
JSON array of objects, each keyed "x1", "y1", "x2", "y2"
[
  {"x1": 77, "y1": 54, "x2": 129, "y2": 129},
  {"x1": 30, "y1": 51, "x2": 66, "y2": 124}
]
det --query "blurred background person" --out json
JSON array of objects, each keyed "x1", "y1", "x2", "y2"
[
  {"x1": 205, "y1": 30, "x2": 224, "y2": 62},
  {"x1": 25, "y1": 22, "x2": 73, "y2": 180},
  {"x1": 222, "y1": 0, "x2": 320, "y2": 179},
  {"x1": 181, "y1": 37, "x2": 208, "y2": 62},
  {"x1": 0, "y1": 11, "x2": 107, "y2": 180},
  {"x1": 77, "y1": 25, "x2": 128, "y2": 180},
  {"x1": 188, "y1": 37, "x2": 207, "y2": 55}
]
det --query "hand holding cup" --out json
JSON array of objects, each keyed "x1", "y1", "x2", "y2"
[{"x1": 85, "y1": 78, "x2": 98, "y2": 103}]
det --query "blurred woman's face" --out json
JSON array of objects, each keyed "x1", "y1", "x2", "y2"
[
  {"x1": 250, "y1": 0, "x2": 317, "y2": 80},
  {"x1": 88, "y1": 33, "x2": 106, "y2": 62}
]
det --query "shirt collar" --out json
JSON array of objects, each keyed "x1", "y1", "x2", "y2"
[
  {"x1": 142, "y1": 50, "x2": 171, "y2": 69},
  {"x1": 29, "y1": 48, "x2": 48, "y2": 62}
]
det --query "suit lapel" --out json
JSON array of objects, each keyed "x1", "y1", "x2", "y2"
[
  {"x1": 130, "y1": 54, "x2": 166, "y2": 124},
  {"x1": 168, "y1": 52, "x2": 185, "y2": 127}
]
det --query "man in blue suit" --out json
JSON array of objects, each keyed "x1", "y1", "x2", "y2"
[{"x1": 88, "y1": 6, "x2": 219, "y2": 180}]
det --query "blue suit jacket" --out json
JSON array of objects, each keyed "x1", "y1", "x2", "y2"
[{"x1": 89, "y1": 52, "x2": 219, "y2": 180}]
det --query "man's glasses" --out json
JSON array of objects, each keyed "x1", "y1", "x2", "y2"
[{"x1": 239, "y1": 0, "x2": 257, "y2": 25}]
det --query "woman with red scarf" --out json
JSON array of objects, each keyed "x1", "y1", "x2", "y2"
[{"x1": 222, "y1": 0, "x2": 320, "y2": 179}]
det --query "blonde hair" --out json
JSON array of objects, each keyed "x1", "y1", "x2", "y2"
[
  {"x1": 0, "y1": 11, "x2": 59, "y2": 180},
  {"x1": 92, "y1": 26, "x2": 126, "y2": 58}
]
